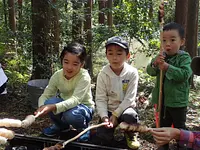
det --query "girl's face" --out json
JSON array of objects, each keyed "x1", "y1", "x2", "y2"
[
  {"x1": 62, "y1": 52, "x2": 84, "y2": 80},
  {"x1": 163, "y1": 30, "x2": 185, "y2": 56},
  {"x1": 106, "y1": 44, "x2": 130, "y2": 75}
]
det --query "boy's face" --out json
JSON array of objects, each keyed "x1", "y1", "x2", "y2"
[
  {"x1": 106, "y1": 44, "x2": 130, "y2": 74},
  {"x1": 62, "y1": 52, "x2": 83, "y2": 80},
  {"x1": 162, "y1": 29, "x2": 185, "y2": 56}
]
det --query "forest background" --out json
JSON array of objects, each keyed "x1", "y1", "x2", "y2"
[{"x1": 0, "y1": 0, "x2": 200, "y2": 149}]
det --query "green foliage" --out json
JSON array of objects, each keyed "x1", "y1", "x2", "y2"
[
  {"x1": 4, "y1": 56, "x2": 31, "y2": 89},
  {"x1": 138, "y1": 68, "x2": 155, "y2": 96},
  {"x1": 0, "y1": 0, "x2": 177, "y2": 86},
  {"x1": 147, "y1": 38, "x2": 160, "y2": 57},
  {"x1": 113, "y1": 0, "x2": 158, "y2": 41}
]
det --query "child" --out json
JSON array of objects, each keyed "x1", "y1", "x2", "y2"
[
  {"x1": 35, "y1": 42, "x2": 95, "y2": 141},
  {"x1": 150, "y1": 56, "x2": 200, "y2": 149},
  {"x1": 95, "y1": 36, "x2": 140, "y2": 149},
  {"x1": 146, "y1": 22, "x2": 192, "y2": 149}
]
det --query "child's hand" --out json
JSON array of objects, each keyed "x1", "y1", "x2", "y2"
[
  {"x1": 153, "y1": 54, "x2": 165, "y2": 66},
  {"x1": 102, "y1": 116, "x2": 113, "y2": 128},
  {"x1": 158, "y1": 62, "x2": 169, "y2": 71},
  {"x1": 110, "y1": 115, "x2": 118, "y2": 127},
  {"x1": 34, "y1": 104, "x2": 56, "y2": 117}
]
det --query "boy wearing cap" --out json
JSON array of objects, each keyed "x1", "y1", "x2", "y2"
[{"x1": 95, "y1": 36, "x2": 140, "y2": 149}]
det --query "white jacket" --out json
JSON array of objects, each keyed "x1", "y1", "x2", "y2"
[{"x1": 95, "y1": 62, "x2": 139, "y2": 119}]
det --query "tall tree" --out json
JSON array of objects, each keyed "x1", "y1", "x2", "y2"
[
  {"x1": 107, "y1": 0, "x2": 113, "y2": 27},
  {"x1": 18, "y1": 0, "x2": 23, "y2": 31},
  {"x1": 72, "y1": 0, "x2": 83, "y2": 43},
  {"x1": 84, "y1": 0, "x2": 93, "y2": 77},
  {"x1": 51, "y1": 0, "x2": 60, "y2": 56},
  {"x1": 98, "y1": 0, "x2": 105, "y2": 24},
  {"x1": 8, "y1": 0, "x2": 16, "y2": 32},
  {"x1": 3, "y1": 0, "x2": 7, "y2": 28},
  {"x1": 185, "y1": 0, "x2": 199, "y2": 88},
  {"x1": 31, "y1": 0, "x2": 52, "y2": 79},
  {"x1": 175, "y1": 0, "x2": 188, "y2": 37},
  {"x1": 185, "y1": 0, "x2": 199, "y2": 58}
]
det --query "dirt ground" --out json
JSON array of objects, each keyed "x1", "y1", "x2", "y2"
[{"x1": 0, "y1": 83, "x2": 200, "y2": 150}]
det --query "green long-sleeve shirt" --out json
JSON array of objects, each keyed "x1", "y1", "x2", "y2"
[{"x1": 38, "y1": 68, "x2": 95, "y2": 114}]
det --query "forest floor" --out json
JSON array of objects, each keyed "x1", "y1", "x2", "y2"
[{"x1": 0, "y1": 76, "x2": 200, "y2": 150}]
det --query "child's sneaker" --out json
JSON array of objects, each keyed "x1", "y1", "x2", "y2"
[
  {"x1": 77, "y1": 130, "x2": 90, "y2": 142},
  {"x1": 43, "y1": 124, "x2": 60, "y2": 137},
  {"x1": 125, "y1": 133, "x2": 140, "y2": 149}
]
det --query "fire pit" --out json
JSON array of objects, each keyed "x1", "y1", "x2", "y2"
[{"x1": 6, "y1": 134, "x2": 129, "y2": 150}]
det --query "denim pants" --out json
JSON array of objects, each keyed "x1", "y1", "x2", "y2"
[{"x1": 44, "y1": 97, "x2": 93, "y2": 130}]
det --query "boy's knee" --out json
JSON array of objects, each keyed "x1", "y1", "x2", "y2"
[
  {"x1": 121, "y1": 108, "x2": 139, "y2": 124},
  {"x1": 62, "y1": 112, "x2": 86, "y2": 129}
]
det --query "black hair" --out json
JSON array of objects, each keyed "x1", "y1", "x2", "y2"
[
  {"x1": 163, "y1": 22, "x2": 185, "y2": 39},
  {"x1": 60, "y1": 42, "x2": 87, "y2": 64}
]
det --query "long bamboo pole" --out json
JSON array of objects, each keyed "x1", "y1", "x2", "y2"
[{"x1": 157, "y1": 0, "x2": 166, "y2": 128}]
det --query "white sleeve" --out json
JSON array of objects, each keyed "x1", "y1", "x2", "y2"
[{"x1": 95, "y1": 72, "x2": 109, "y2": 119}]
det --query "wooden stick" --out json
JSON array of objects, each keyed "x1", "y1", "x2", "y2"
[
  {"x1": 43, "y1": 122, "x2": 109, "y2": 150},
  {"x1": 62, "y1": 122, "x2": 108, "y2": 147},
  {"x1": 157, "y1": 0, "x2": 165, "y2": 128}
]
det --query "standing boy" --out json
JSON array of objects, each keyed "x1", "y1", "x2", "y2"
[
  {"x1": 146, "y1": 22, "x2": 192, "y2": 149},
  {"x1": 95, "y1": 36, "x2": 140, "y2": 149}
]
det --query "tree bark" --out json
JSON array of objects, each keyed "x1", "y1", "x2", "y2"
[
  {"x1": 185, "y1": 0, "x2": 199, "y2": 88},
  {"x1": 8, "y1": 0, "x2": 16, "y2": 32},
  {"x1": 51, "y1": 0, "x2": 60, "y2": 56},
  {"x1": 98, "y1": 0, "x2": 105, "y2": 24},
  {"x1": 31, "y1": 0, "x2": 52, "y2": 79},
  {"x1": 107, "y1": 0, "x2": 113, "y2": 27},
  {"x1": 72, "y1": 0, "x2": 83, "y2": 43},
  {"x1": 175, "y1": 0, "x2": 188, "y2": 38},
  {"x1": 3, "y1": 0, "x2": 7, "y2": 28},
  {"x1": 185, "y1": 0, "x2": 199, "y2": 57},
  {"x1": 18, "y1": 0, "x2": 23, "y2": 31},
  {"x1": 84, "y1": 0, "x2": 93, "y2": 77}
]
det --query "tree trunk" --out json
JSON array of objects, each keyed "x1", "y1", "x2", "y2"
[
  {"x1": 31, "y1": 0, "x2": 52, "y2": 79},
  {"x1": 185, "y1": 0, "x2": 199, "y2": 88},
  {"x1": 72, "y1": 1, "x2": 83, "y2": 43},
  {"x1": 107, "y1": 0, "x2": 113, "y2": 27},
  {"x1": 51, "y1": 0, "x2": 60, "y2": 56},
  {"x1": 3, "y1": 0, "x2": 7, "y2": 28},
  {"x1": 185, "y1": 0, "x2": 199, "y2": 57},
  {"x1": 18, "y1": 0, "x2": 23, "y2": 31},
  {"x1": 84, "y1": 0, "x2": 93, "y2": 77},
  {"x1": 175, "y1": 0, "x2": 188, "y2": 38},
  {"x1": 98, "y1": 0, "x2": 105, "y2": 24},
  {"x1": 8, "y1": 0, "x2": 16, "y2": 32}
]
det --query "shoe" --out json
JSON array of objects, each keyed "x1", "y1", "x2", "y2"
[
  {"x1": 43, "y1": 124, "x2": 60, "y2": 137},
  {"x1": 77, "y1": 130, "x2": 90, "y2": 142},
  {"x1": 125, "y1": 133, "x2": 140, "y2": 149}
]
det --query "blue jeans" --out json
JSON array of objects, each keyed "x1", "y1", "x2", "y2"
[{"x1": 44, "y1": 97, "x2": 93, "y2": 130}]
